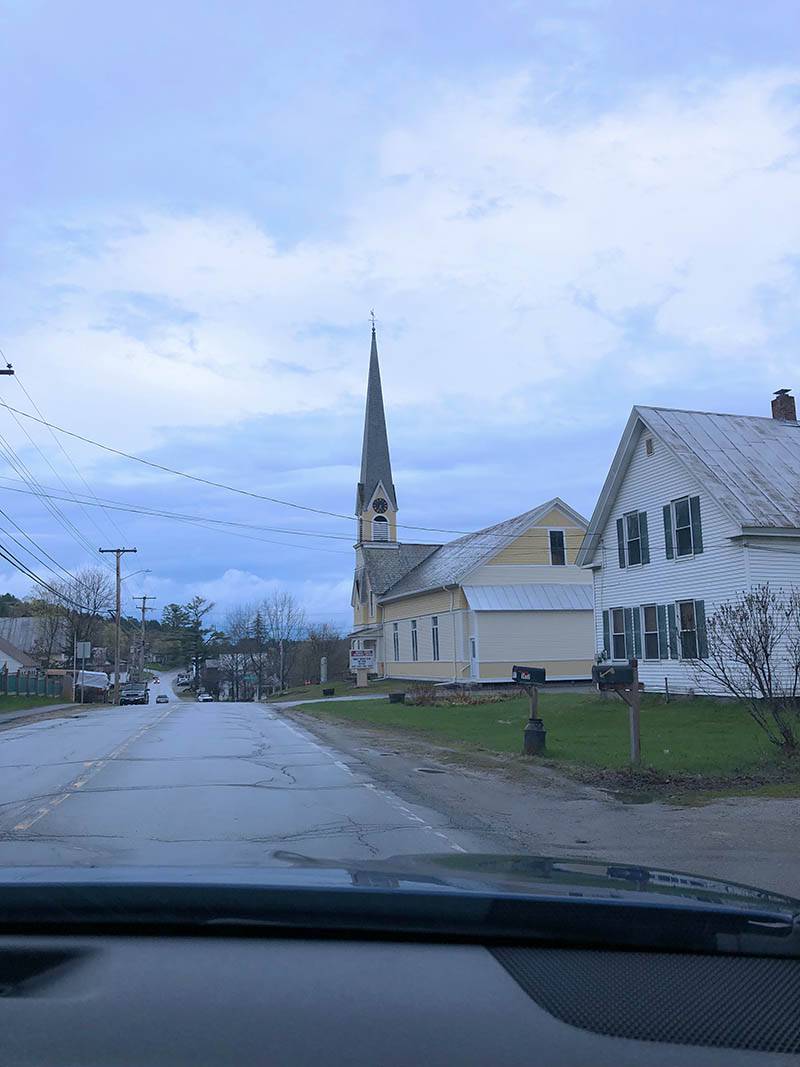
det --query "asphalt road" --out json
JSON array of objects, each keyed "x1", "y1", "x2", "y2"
[{"x1": 0, "y1": 673, "x2": 487, "y2": 868}]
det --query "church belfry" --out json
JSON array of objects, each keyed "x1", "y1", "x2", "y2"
[{"x1": 355, "y1": 324, "x2": 398, "y2": 545}]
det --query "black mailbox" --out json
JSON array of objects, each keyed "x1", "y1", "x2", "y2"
[
  {"x1": 592, "y1": 664, "x2": 634, "y2": 688},
  {"x1": 512, "y1": 665, "x2": 546, "y2": 685}
]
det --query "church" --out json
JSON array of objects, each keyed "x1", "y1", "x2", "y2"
[{"x1": 350, "y1": 327, "x2": 595, "y2": 683}]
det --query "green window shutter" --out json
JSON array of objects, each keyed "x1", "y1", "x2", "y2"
[
  {"x1": 695, "y1": 600, "x2": 708, "y2": 658},
  {"x1": 667, "y1": 603, "x2": 678, "y2": 658},
  {"x1": 663, "y1": 504, "x2": 674, "y2": 559},
  {"x1": 632, "y1": 606, "x2": 642, "y2": 658},
  {"x1": 657, "y1": 604, "x2": 668, "y2": 659},
  {"x1": 623, "y1": 607, "x2": 634, "y2": 661},
  {"x1": 690, "y1": 495, "x2": 703, "y2": 554},
  {"x1": 639, "y1": 511, "x2": 650, "y2": 564},
  {"x1": 616, "y1": 517, "x2": 626, "y2": 568},
  {"x1": 602, "y1": 610, "x2": 610, "y2": 658}
]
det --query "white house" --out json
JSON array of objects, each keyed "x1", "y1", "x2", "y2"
[
  {"x1": 350, "y1": 326, "x2": 595, "y2": 683},
  {"x1": 575, "y1": 389, "x2": 800, "y2": 694}
]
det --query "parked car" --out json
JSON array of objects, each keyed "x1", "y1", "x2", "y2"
[
  {"x1": 197, "y1": 693, "x2": 214, "y2": 702},
  {"x1": 155, "y1": 694, "x2": 169, "y2": 704}
]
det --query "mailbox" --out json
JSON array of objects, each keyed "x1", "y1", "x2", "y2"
[
  {"x1": 512, "y1": 665, "x2": 546, "y2": 685},
  {"x1": 592, "y1": 663, "x2": 634, "y2": 688}
]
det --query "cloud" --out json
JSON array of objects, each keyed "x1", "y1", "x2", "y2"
[
  {"x1": 2, "y1": 64, "x2": 800, "y2": 618},
  {"x1": 4, "y1": 68, "x2": 799, "y2": 458}
]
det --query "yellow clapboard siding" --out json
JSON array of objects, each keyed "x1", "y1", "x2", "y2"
[{"x1": 381, "y1": 588, "x2": 467, "y2": 621}]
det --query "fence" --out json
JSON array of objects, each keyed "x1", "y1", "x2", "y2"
[{"x1": 0, "y1": 670, "x2": 64, "y2": 698}]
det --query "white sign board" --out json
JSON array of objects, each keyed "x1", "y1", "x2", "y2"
[
  {"x1": 350, "y1": 648, "x2": 376, "y2": 671},
  {"x1": 76, "y1": 641, "x2": 92, "y2": 659}
]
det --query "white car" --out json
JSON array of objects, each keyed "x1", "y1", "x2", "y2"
[{"x1": 197, "y1": 693, "x2": 214, "y2": 702}]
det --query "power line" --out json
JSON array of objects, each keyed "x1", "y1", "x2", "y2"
[
  {"x1": 0, "y1": 401, "x2": 496, "y2": 537},
  {"x1": 12, "y1": 369, "x2": 130, "y2": 544}
]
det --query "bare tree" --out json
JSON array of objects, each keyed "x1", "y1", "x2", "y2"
[
  {"x1": 694, "y1": 584, "x2": 800, "y2": 752},
  {"x1": 263, "y1": 591, "x2": 307, "y2": 691},
  {"x1": 223, "y1": 605, "x2": 251, "y2": 700},
  {"x1": 28, "y1": 588, "x2": 68, "y2": 669},
  {"x1": 299, "y1": 622, "x2": 349, "y2": 683}
]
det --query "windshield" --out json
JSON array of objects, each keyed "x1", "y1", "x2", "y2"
[{"x1": 0, "y1": 1, "x2": 797, "y2": 924}]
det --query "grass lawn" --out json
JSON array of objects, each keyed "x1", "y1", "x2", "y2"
[
  {"x1": 0, "y1": 695, "x2": 70, "y2": 717},
  {"x1": 272, "y1": 679, "x2": 407, "y2": 702},
  {"x1": 290, "y1": 691, "x2": 793, "y2": 780}
]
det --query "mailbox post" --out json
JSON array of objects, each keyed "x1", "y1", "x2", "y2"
[
  {"x1": 513, "y1": 666, "x2": 547, "y2": 755},
  {"x1": 591, "y1": 659, "x2": 642, "y2": 765}
]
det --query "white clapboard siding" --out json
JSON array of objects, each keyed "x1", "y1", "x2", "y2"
[
  {"x1": 592, "y1": 420, "x2": 746, "y2": 694},
  {"x1": 746, "y1": 540, "x2": 800, "y2": 589},
  {"x1": 476, "y1": 610, "x2": 594, "y2": 663}
]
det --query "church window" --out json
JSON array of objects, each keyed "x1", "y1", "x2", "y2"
[{"x1": 373, "y1": 515, "x2": 389, "y2": 540}]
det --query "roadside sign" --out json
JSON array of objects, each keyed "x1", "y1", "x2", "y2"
[
  {"x1": 244, "y1": 673, "x2": 258, "y2": 683},
  {"x1": 76, "y1": 641, "x2": 92, "y2": 660},
  {"x1": 350, "y1": 648, "x2": 376, "y2": 671}
]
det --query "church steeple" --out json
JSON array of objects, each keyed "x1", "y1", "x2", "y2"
[{"x1": 356, "y1": 323, "x2": 398, "y2": 544}]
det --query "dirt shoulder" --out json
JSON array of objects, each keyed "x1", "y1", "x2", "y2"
[{"x1": 276, "y1": 704, "x2": 800, "y2": 898}]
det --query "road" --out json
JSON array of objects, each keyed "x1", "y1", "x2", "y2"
[
  {"x1": 0, "y1": 673, "x2": 488, "y2": 868},
  {"x1": 0, "y1": 673, "x2": 796, "y2": 898}
]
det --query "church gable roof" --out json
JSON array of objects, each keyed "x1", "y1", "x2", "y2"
[
  {"x1": 380, "y1": 498, "x2": 581, "y2": 600},
  {"x1": 357, "y1": 543, "x2": 439, "y2": 601}
]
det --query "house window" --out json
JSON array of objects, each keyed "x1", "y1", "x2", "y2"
[
  {"x1": 549, "y1": 529, "x2": 566, "y2": 566},
  {"x1": 642, "y1": 605, "x2": 659, "y2": 660},
  {"x1": 431, "y1": 616, "x2": 440, "y2": 661},
  {"x1": 616, "y1": 511, "x2": 649, "y2": 567},
  {"x1": 373, "y1": 515, "x2": 389, "y2": 541},
  {"x1": 411, "y1": 619, "x2": 418, "y2": 662},
  {"x1": 626, "y1": 512, "x2": 642, "y2": 566},
  {"x1": 392, "y1": 623, "x2": 399, "y2": 661},
  {"x1": 369, "y1": 591, "x2": 375, "y2": 617},
  {"x1": 611, "y1": 608, "x2": 626, "y2": 660},
  {"x1": 664, "y1": 495, "x2": 702, "y2": 559},
  {"x1": 674, "y1": 498, "x2": 693, "y2": 557},
  {"x1": 678, "y1": 600, "x2": 698, "y2": 659},
  {"x1": 645, "y1": 437, "x2": 654, "y2": 456}
]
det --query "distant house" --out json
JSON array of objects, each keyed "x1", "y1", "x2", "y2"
[
  {"x1": 0, "y1": 616, "x2": 70, "y2": 668},
  {"x1": 0, "y1": 634, "x2": 38, "y2": 673},
  {"x1": 349, "y1": 327, "x2": 594, "y2": 683},
  {"x1": 576, "y1": 389, "x2": 800, "y2": 694}
]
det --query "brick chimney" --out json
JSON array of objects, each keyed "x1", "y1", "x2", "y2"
[{"x1": 771, "y1": 389, "x2": 796, "y2": 422}]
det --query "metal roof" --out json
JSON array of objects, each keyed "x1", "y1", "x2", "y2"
[
  {"x1": 576, "y1": 405, "x2": 800, "y2": 567},
  {"x1": 463, "y1": 584, "x2": 593, "y2": 611},
  {"x1": 0, "y1": 617, "x2": 67, "y2": 658},
  {"x1": 639, "y1": 406, "x2": 800, "y2": 528},
  {"x1": 380, "y1": 497, "x2": 589, "y2": 601}
]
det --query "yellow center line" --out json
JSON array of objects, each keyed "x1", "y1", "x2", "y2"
[{"x1": 13, "y1": 704, "x2": 178, "y2": 832}]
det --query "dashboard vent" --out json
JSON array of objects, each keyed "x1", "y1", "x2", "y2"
[{"x1": 493, "y1": 946, "x2": 800, "y2": 1054}]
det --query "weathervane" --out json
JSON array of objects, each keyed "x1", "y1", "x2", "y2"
[{"x1": 370, "y1": 309, "x2": 376, "y2": 331}]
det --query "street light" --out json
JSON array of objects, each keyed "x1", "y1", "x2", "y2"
[{"x1": 121, "y1": 568, "x2": 152, "y2": 583}]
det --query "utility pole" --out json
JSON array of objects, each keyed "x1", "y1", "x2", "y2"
[
  {"x1": 133, "y1": 595, "x2": 156, "y2": 681},
  {"x1": 99, "y1": 547, "x2": 137, "y2": 705}
]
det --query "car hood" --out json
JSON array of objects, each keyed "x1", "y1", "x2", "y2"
[{"x1": 0, "y1": 852, "x2": 795, "y2": 912}]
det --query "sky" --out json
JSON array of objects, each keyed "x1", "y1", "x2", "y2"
[{"x1": 0, "y1": 0, "x2": 799, "y2": 629}]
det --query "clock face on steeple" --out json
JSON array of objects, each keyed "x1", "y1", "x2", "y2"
[{"x1": 372, "y1": 497, "x2": 389, "y2": 514}]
